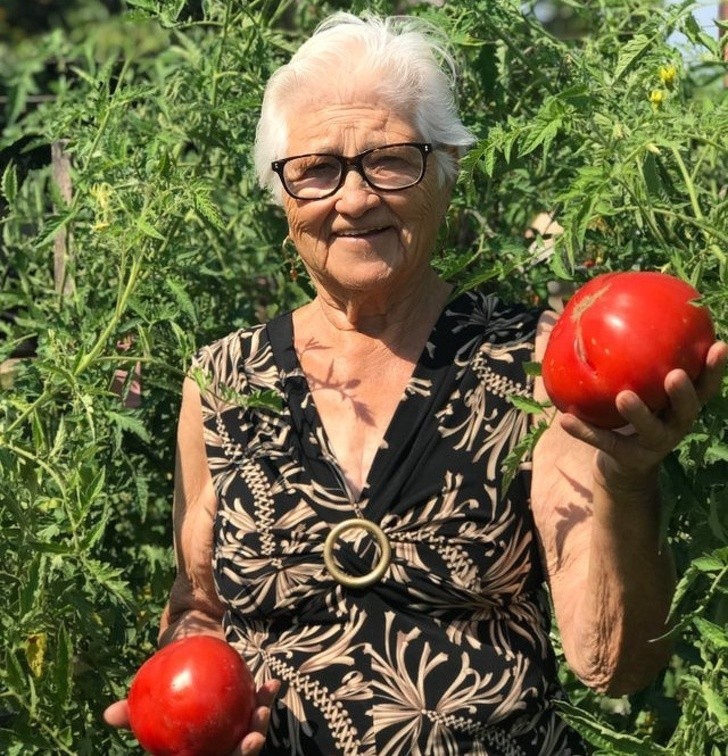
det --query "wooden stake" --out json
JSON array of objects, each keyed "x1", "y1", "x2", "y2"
[{"x1": 52, "y1": 140, "x2": 74, "y2": 295}]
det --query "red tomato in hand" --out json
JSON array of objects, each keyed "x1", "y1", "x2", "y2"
[
  {"x1": 128, "y1": 636, "x2": 256, "y2": 756},
  {"x1": 542, "y1": 271, "x2": 715, "y2": 428}
]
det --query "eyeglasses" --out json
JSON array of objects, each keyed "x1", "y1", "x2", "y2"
[{"x1": 271, "y1": 142, "x2": 433, "y2": 200}]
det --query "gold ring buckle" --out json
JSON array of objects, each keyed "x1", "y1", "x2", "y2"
[{"x1": 323, "y1": 518, "x2": 391, "y2": 588}]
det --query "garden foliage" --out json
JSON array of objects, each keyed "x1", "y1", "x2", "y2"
[{"x1": 0, "y1": 0, "x2": 726, "y2": 753}]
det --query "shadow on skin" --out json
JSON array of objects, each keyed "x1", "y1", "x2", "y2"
[
  {"x1": 297, "y1": 335, "x2": 377, "y2": 426},
  {"x1": 551, "y1": 469, "x2": 592, "y2": 568}
]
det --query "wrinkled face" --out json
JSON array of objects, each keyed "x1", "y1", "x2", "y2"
[{"x1": 280, "y1": 89, "x2": 452, "y2": 299}]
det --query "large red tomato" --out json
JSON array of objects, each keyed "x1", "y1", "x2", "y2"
[
  {"x1": 542, "y1": 271, "x2": 715, "y2": 428},
  {"x1": 128, "y1": 636, "x2": 256, "y2": 756}
]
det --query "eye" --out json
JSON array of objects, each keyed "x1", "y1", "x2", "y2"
[
  {"x1": 364, "y1": 146, "x2": 423, "y2": 183},
  {"x1": 286, "y1": 156, "x2": 340, "y2": 185}
]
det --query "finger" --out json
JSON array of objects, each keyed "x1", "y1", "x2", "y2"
[
  {"x1": 663, "y1": 369, "x2": 701, "y2": 430},
  {"x1": 248, "y1": 680, "x2": 281, "y2": 737},
  {"x1": 559, "y1": 408, "x2": 664, "y2": 479},
  {"x1": 239, "y1": 731, "x2": 267, "y2": 756},
  {"x1": 256, "y1": 679, "x2": 281, "y2": 708},
  {"x1": 559, "y1": 412, "x2": 632, "y2": 457},
  {"x1": 695, "y1": 340, "x2": 728, "y2": 405},
  {"x1": 103, "y1": 699, "x2": 130, "y2": 729},
  {"x1": 614, "y1": 390, "x2": 662, "y2": 438},
  {"x1": 229, "y1": 680, "x2": 282, "y2": 756}
]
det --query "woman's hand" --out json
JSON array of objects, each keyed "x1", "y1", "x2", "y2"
[
  {"x1": 103, "y1": 679, "x2": 281, "y2": 756},
  {"x1": 233, "y1": 680, "x2": 281, "y2": 756},
  {"x1": 558, "y1": 341, "x2": 728, "y2": 486}
]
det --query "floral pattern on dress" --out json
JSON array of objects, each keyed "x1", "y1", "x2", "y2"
[{"x1": 193, "y1": 291, "x2": 587, "y2": 756}]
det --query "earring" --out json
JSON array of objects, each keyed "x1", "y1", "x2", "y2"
[{"x1": 281, "y1": 234, "x2": 299, "y2": 281}]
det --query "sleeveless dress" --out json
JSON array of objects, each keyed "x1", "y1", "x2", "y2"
[{"x1": 192, "y1": 290, "x2": 587, "y2": 756}]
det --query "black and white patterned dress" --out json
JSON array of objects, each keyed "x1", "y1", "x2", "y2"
[{"x1": 193, "y1": 290, "x2": 587, "y2": 755}]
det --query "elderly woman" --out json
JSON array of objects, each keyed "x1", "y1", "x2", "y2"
[{"x1": 105, "y1": 12, "x2": 726, "y2": 756}]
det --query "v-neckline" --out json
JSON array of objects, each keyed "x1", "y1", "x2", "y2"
[{"x1": 266, "y1": 291, "x2": 474, "y2": 516}]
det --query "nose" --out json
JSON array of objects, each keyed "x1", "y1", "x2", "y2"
[{"x1": 334, "y1": 166, "x2": 380, "y2": 214}]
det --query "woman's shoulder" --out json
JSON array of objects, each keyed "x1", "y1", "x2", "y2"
[
  {"x1": 193, "y1": 321, "x2": 269, "y2": 369},
  {"x1": 446, "y1": 288, "x2": 544, "y2": 342},
  {"x1": 190, "y1": 312, "x2": 291, "y2": 397}
]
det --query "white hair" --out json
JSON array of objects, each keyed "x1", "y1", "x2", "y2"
[{"x1": 254, "y1": 12, "x2": 476, "y2": 204}]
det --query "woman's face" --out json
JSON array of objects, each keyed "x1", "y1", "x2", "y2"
[{"x1": 281, "y1": 91, "x2": 452, "y2": 300}]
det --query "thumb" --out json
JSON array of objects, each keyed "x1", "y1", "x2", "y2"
[{"x1": 103, "y1": 699, "x2": 131, "y2": 729}]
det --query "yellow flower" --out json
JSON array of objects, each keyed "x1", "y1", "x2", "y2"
[
  {"x1": 90, "y1": 182, "x2": 113, "y2": 230},
  {"x1": 659, "y1": 64, "x2": 677, "y2": 87},
  {"x1": 649, "y1": 89, "x2": 665, "y2": 108}
]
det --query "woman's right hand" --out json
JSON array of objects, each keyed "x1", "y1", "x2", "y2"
[
  {"x1": 234, "y1": 679, "x2": 281, "y2": 756},
  {"x1": 103, "y1": 679, "x2": 281, "y2": 756}
]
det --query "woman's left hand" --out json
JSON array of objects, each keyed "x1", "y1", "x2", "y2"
[
  {"x1": 103, "y1": 679, "x2": 281, "y2": 756},
  {"x1": 558, "y1": 340, "x2": 728, "y2": 486}
]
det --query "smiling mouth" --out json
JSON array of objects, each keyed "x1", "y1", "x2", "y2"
[{"x1": 335, "y1": 226, "x2": 391, "y2": 239}]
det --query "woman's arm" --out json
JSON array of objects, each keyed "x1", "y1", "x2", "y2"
[
  {"x1": 105, "y1": 376, "x2": 280, "y2": 755},
  {"x1": 159, "y1": 376, "x2": 225, "y2": 644},
  {"x1": 530, "y1": 310, "x2": 727, "y2": 695}
]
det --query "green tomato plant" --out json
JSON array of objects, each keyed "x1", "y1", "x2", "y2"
[{"x1": 0, "y1": 0, "x2": 726, "y2": 753}]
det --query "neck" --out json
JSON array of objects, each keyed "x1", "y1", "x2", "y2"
[{"x1": 311, "y1": 269, "x2": 452, "y2": 344}]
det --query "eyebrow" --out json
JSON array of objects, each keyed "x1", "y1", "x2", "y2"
[{"x1": 286, "y1": 143, "x2": 403, "y2": 157}]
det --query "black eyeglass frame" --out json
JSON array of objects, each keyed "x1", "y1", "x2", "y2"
[{"x1": 271, "y1": 142, "x2": 434, "y2": 200}]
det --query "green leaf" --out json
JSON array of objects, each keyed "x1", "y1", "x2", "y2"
[
  {"x1": 1, "y1": 160, "x2": 18, "y2": 203},
  {"x1": 18, "y1": 555, "x2": 45, "y2": 618},
  {"x1": 83, "y1": 559, "x2": 133, "y2": 605},
  {"x1": 557, "y1": 701, "x2": 669, "y2": 754},
  {"x1": 704, "y1": 443, "x2": 728, "y2": 463},
  {"x1": 53, "y1": 625, "x2": 73, "y2": 709},
  {"x1": 77, "y1": 466, "x2": 107, "y2": 514},
  {"x1": 613, "y1": 34, "x2": 652, "y2": 82},
  {"x1": 49, "y1": 417, "x2": 67, "y2": 460},
  {"x1": 106, "y1": 410, "x2": 151, "y2": 443},
  {"x1": 80, "y1": 509, "x2": 111, "y2": 551},
  {"x1": 693, "y1": 617, "x2": 728, "y2": 650},
  {"x1": 519, "y1": 117, "x2": 561, "y2": 158},
  {"x1": 702, "y1": 682, "x2": 728, "y2": 727},
  {"x1": 522, "y1": 361, "x2": 542, "y2": 378},
  {"x1": 165, "y1": 277, "x2": 198, "y2": 325},
  {"x1": 4, "y1": 650, "x2": 27, "y2": 693},
  {"x1": 501, "y1": 420, "x2": 548, "y2": 494},
  {"x1": 693, "y1": 555, "x2": 726, "y2": 572},
  {"x1": 683, "y1": 13, "x2": 719, "y2": 53},
  {"x1": 508, "y1": 394, "x2": 548, "y2": 414},
  {"x1": 136, "y1": 217, "x2": 165, "y2": 241},
  {"x1": 193, "y1": 187, "x2": 225, "y2": 230},
  {"x1": 641, "y1": 152, "x2": 663, "y2": 198},
  {"x1": 124, "y1": 0, "x2": 158, "y2": 11}
]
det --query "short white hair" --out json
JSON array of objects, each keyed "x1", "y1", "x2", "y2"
[{"x1": 254, "y1": 12, "x2": 476, "y2": 204}]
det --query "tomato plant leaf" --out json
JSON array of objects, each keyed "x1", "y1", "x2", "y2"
[
  {"x1": 693, "y1": 617, "x2": 728, "y2": 651},
  {"x1": 165, "y1": 277, "x2": 198, "y2": 325},
  {"x1": 106, "y1": 410, "x2": 150, "y2": 444},
  {"x1": 507, "y1": 394, "x2": 548, "y2": 414},
  {"x1": 1, "y1": 160, "x2": 18, "y2": 203},
  {"x1": 557, "y1": 701, "x2": 669, "y2": 754},
  {"x1": 612, "y1": 34, "x2": 652, "y2": 83},
  {"x1": 136, "y1": 217, "x2": 165, "y2": 241},
  {"x1": 501, "y1": 419, "x2": 548, "y2": 493},
  {"x1": 701, "y1": 682, "x2": 728, "y2": 727},
  {"x1": 53, "y1": 625, "x2": 73, "y2": 710},
  {"x1": 682, "y1": 13, "x2": 719, "y2": 54},
  {"x1": 522, "y1": 361, "x2": 542, "y2": 378}
]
